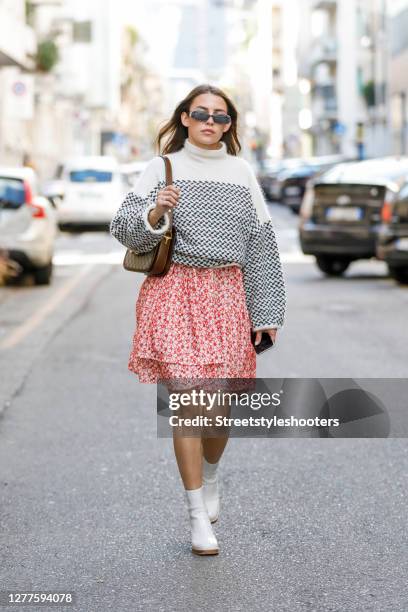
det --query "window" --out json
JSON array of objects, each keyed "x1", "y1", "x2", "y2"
[
  {"x1": 0, "y1": 178, "x2": 25, "y2": 208},
  {"x1": 73, "y1": 21, "x2": 92, "y2": 43},
  {"x1": 69, "y1": 170, "x2": 113, "y2": 183}
]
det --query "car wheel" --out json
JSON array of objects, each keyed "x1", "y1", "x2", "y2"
[
  {"x1": 289, "y1": 205, "x2": 300, "y2": 215},
  {"x1": 315, "y1": 255, "x2": 351, "y2": 276},
  {"x1": 388, "y1": 265, "x2": 408, "y2": 285},
  {"x1": 34, "y1": 262, "x2": 53, "y2": 285}
]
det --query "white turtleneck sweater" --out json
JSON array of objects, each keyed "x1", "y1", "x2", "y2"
[{"x1": 110, "y1": 137, "x2": 286, "y2": 331}]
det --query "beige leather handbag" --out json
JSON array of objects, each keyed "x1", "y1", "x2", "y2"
[{"x1": 123, "y1": 155, "x2": 176, "y2": 276}]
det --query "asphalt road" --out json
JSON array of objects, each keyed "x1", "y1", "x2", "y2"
[{"x1": 0, "y1": 203, "x2": 407, "y2": 612}]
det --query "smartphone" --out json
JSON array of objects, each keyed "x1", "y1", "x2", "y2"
[{"x1": 251, "y1": 331, "x2": 275, "y2": 354}]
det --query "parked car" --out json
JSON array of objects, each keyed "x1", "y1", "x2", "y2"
[
  {"x1": 52, "y1": 156, "x2": 125, "y2": 230},
  {"x1": 281, "y1": 156, "x2": 351, "y2": 213},
  {"x1": 376, "y1": 180, "x2": 408, "y2": 284},
  {"x1": 0, "y1": 167, "x2": 57, "y2": 284},
  {"x1": 257, "y1": 158, "x2": 305, "y2": 201},
  {"x1": 298, "y1": 156, "x2": 408, "y2": 276}
]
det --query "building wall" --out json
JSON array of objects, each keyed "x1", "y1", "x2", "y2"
[
  {"x1": 0, "y1": 0, "x2": 36, "y2": 165},
  {"x1": 299, "y1": 0, "x2": 391, "y2": 158},
  {"x1": 247, "y1": 0, "x2": 279, "y2": 158},
  {"x1": 58, "y1": 0, "x2": 121, "y2": 115},
  {"x1": 248, "y1": 0, "x2": 304, "y2": 160},
  {"x1": 389, "y1": 0, "x2": 408, "y2": 154},
  {"x1": 0, "y1": 0, "x2": 34, "y2": 67},
  {"x1": 280, "y1": 0, "x2": 302, "y2": 157},
  {"x1": 336, "y1": 0, "x2": 359, "y2": 157}
]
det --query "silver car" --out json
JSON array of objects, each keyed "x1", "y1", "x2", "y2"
[{"x1": 0, "y1": 167, "x2": 57, "y2": 285}]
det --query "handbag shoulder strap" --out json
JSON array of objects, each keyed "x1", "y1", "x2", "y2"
[
  {"x1": 159, "y1": 155, "x2": 173, "y2": 186},
  {"x1": 158, "y1": 155, "x2": 174, "y2": 229}
]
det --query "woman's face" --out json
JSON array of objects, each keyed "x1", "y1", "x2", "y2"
[{"x1": 181, "y1": 93, "x2": 232, "y2": 149}]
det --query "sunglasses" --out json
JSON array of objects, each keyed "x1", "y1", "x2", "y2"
[{"x1": 189, "y1": 109, "x2": 231, "y2": 125}]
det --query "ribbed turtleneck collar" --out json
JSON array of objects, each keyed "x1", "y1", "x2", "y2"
[{"x1": 183, "y1": 137, "x2": 227, "y2": 160}]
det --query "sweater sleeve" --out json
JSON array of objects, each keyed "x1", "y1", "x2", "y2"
[
  {"x1": 109, "y1": 156, "x2": 171, "y2": 253},
  {"x1": 242, "y1": 161, "x2": 287, "y2": 331}
]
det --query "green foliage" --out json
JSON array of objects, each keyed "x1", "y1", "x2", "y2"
[
  {"x1": 127, "y1": 26, "x2": 139, "y2": 48},
  {"x1": 36, "y1": 40, "x2": 59, "y2": 72},
  {"x1": 362, "y1": 80, "x2": 375, "y2": 107},
  {"x1": 25, "y1": 0, "x2": 34, "y2": 25}
]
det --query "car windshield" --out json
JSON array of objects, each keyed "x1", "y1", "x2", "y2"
[
  {"x1": 319, "y1": 160, "x2": 408, "y2": 185},
  {"x1": 262, "y1": 159, "x2": 303, "y2": 172},
  {"x1": 69, "y1": 169, "x2": 113, "y2": 183},
  {"x1": 284, "y1": 159, "x2": 305, "y2": 167},
  {"x1": 0, "y1": 177, "x2": 25, "y2": 208},
  {"x1": 286, "y1": 166, "x2": 316, "y2": 178}
]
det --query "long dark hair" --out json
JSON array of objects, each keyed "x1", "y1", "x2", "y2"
[{"x1": 155, "y1": 84, "x2": 241, "y2": 156}]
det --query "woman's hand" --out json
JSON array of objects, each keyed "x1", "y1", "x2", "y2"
[
  {"x1": 147, "y1": 186, "x2": 181, "y2": 228},
  {"x1": 155, "y1": 185, "x2": 181, "y2": 216},
  {"x1": 254, "y1": 328, "x2": 277, "y2": 346}
]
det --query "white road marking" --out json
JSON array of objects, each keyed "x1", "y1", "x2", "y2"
[
  {"x1": 53, "y1": 251, "x2": 124, "y2": 265},
  {"x1": 280, "y1": 253, "x2": 315, "y2": 263}
]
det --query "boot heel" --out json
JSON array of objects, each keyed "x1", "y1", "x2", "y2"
[{"x1": 192, "y1": 547, "x2": 219, "y2": 556}]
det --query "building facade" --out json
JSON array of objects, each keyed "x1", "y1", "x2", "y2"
[
  {"x1": 389, "y1": 0, "x2": 408, "y2": 154},
  {"x1": 0, "y1": 0, "x2": 36, "y2": 165},
  {"x1": 298, "y1": 0, "x2": 390, "y2": 158}
]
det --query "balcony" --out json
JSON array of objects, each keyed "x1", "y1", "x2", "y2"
[
  {"x1": 311, "y1": 80, "x2": 338, "y2": 118},
  {"x1": 0, "y1": 11, "x2": 36, "y2": 69},
  {"x1": 312, "y1": 97, "x2": 338, "y2": 120},
  {"x1": 310, "y1": 37, "x2": 337, "y2": 66},
  {"x1": 311, "y1": 0, "x2": 337, "y2": 10}
]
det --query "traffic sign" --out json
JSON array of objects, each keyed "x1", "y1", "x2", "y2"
[{"x1": 12, "y1": 81, "x2": 27, "y2": 96}]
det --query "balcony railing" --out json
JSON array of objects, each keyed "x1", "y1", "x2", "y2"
[
  {"x1": 310, "y1": 37, "x2": 337, "y2": 66},
  {"x1": 311, "y1": 0, "x2": 337, "y2": 10},
  {"x1": 312, "y1": 97, "x2": 338, "y2": 119}
]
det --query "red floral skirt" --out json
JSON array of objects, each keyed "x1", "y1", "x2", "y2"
[{"x1": 128, "y1": 262, "x2": 256, "y2": 391}]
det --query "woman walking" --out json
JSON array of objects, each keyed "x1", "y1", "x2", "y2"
[{"x1": 110, "y1": 84, "x2": 286, "y2": 556}]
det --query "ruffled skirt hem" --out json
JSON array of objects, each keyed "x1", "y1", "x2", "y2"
[{"x1": 128, "y1": 262, "x2": 256, "y2": 390}]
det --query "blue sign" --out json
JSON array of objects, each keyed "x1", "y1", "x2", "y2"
[
  {"x1": 333, "y1": 121, "x2": 346, "y2": 136},
  {"x1": 12, "y1": 81, "x2": 26, "y2": 96}
]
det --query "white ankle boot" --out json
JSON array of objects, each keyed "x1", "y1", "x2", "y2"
[
  {"x1": 202, "y1": 457, "x2": 220, "y2": 523},
  {"x1": 185, "y1": 487, "x2": 219, "y2": 555}
]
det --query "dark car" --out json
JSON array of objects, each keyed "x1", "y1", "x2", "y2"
[
  {"x1": 257, "y1": 158, "x2": 305, "y2": 201},
  {"x1": 276, "y1": 165, "x2": 313, "y2": 210},
  {"x1": 376, "y1": 181, "x2": 408, "y2": 284},
  {"x1": 281, "y1": 156, "x2": 351, "y2": 213},
  {"x1": 298, "y1": 157, "x2": 408, "y2": 276}
]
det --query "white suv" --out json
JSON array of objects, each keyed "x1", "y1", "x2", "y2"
[{"x1": 0, "y1": 167, "x2": 57, "y2": 285}]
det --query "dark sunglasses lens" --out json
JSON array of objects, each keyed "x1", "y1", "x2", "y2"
[
  {"x1": 213, "y1": 114, "x2": 231, "y2": 124},
  {"x1": 191, "y1": 110, "x2": 209, "y2": 121},
  {"x1": 190, "y1": 110, "x2": 231, "y2": 124}
]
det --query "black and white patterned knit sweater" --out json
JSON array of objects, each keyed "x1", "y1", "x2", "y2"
[{"x1": 110, "y1": 137, "x2": 286, "y2": 331}]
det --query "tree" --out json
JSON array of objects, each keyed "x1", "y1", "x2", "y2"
[
  {"x1": 362, "y1": 80, "x2": 375, "y2": 107},
  {"x1": 36, "y1": 40, "x2": 59, "y2": 73}
]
